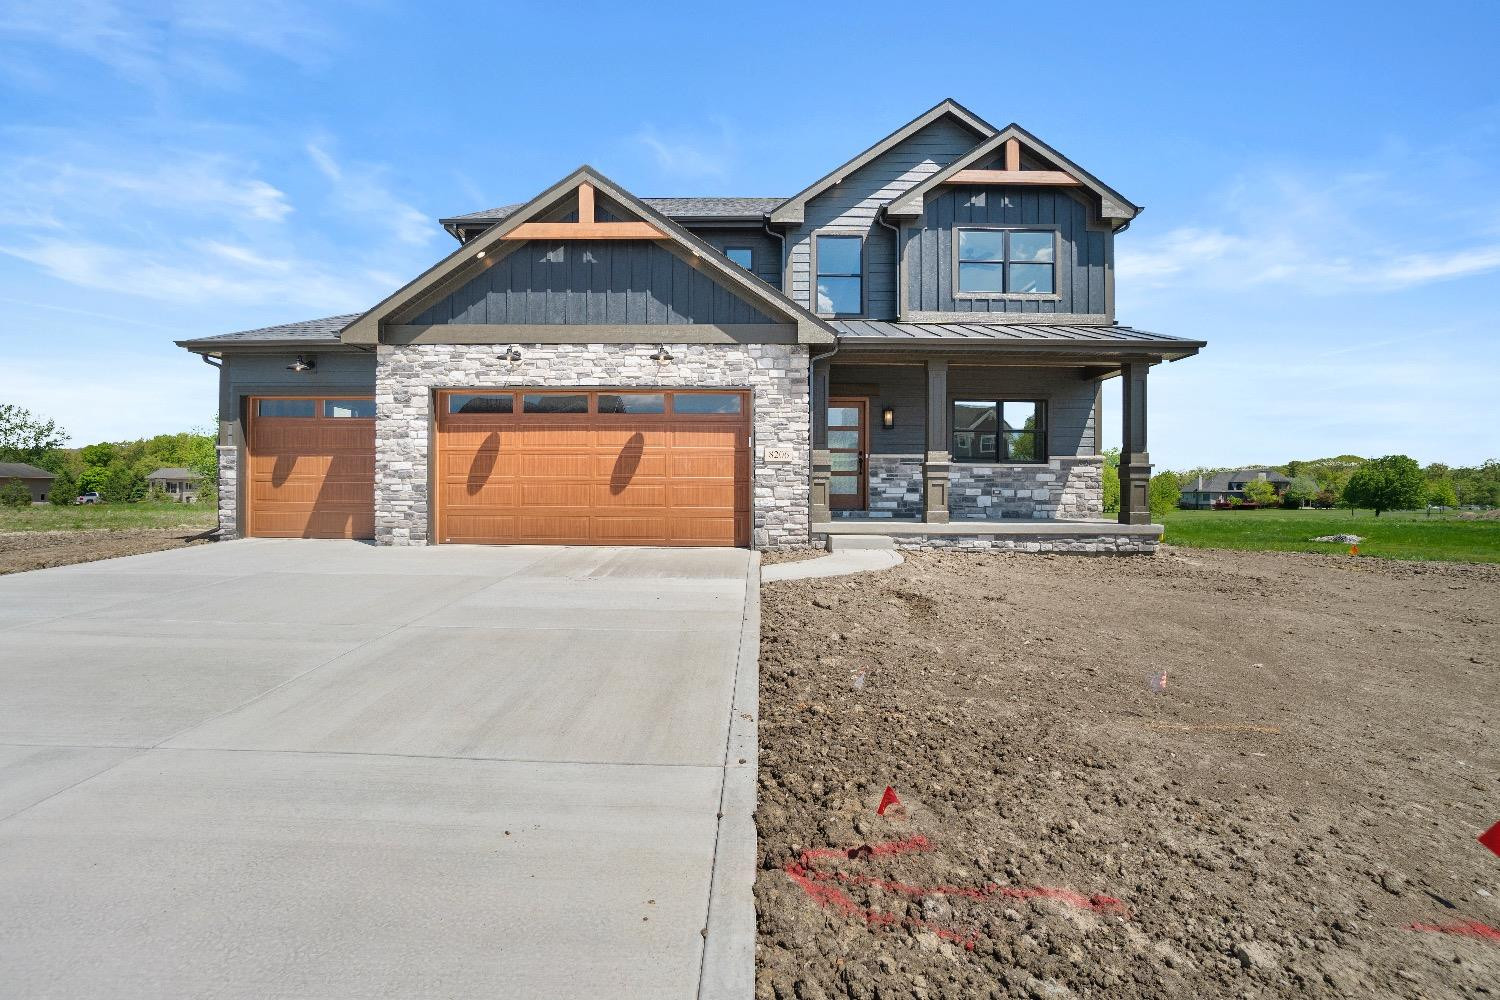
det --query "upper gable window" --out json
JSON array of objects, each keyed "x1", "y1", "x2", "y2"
[
  {"x1": 815, "y1": 234, "x2": 863, "y2": 316},
  {"x1": 725, "y1": 246, "x2": 754, "y2": 270},
  {"x1": 957, "y1": 228, "x2": 1056, "y2": 296}
]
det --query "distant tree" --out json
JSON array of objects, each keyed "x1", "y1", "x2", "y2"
[
  {"x1": 1343, "y1": 455, "x2": 1425, "y2": 516},
  {"x1": 0, "y1": 478, "x2": 32, "y2": 509},
  {"x1": 1148, "y1": 471, "x2": 1181, "y2": 520},
  {"x1": 78, "y1": 442, "x2": 116, "y2": 467},
  {"x1": 0, "y1": 404, "x2": 67, "y2": 463},
  {"x1": 1242, "y1": 479, "x2": 1278, "y2": 506},
  {"x1": 1425, "y1": 478, "x2": 1458, "y2": 508},
  {"x1": 1101, "y1": 447, "x2": 1120, "y2": 513},
  {"x1": 49, "y1": 469, "x2": 76, "y2": 506},
  {"x1": 1283, "y1": 475, "x2": 1319, "y2": 508}
]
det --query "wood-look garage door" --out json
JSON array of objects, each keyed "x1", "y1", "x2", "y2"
[
  {"x1": 436, "y1": 388, "x2": 750, "y2": 547},
  {"x1": 247, "y1": 396, "x2": 375, "y2": 539}
]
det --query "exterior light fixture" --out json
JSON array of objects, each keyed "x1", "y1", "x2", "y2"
[
  {"x1": 503, "y1": 345, "x2": 522, "y2": 364},
  {"x1": 650, "y1": 345, "x2": 674, "y2": 364},
  {"x1": 475, "y1": 250, "x2": 486, "y2": 259},
  {"x1": 286, "y1": 354, "x2": 316, "y2": 373},
  {"x1": 882, "y1": 406, "x2": 895, "y2": 429}
]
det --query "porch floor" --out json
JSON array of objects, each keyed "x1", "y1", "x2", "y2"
[{"x1": 814, "y1": 518, "x2": 1162, "y2": 538}]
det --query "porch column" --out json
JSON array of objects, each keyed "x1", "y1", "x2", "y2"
[
  {"x1": 810, "y1": 358, "x2": 831, "y2": 523},
  {"x1": 923, "y1": 359, "x2": 950, "y2": 523},
  {"x1": 1118, "y1": 361, "x2": 1152, "y2": 524}
]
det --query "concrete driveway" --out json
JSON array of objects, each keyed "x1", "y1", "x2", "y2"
[{"x1": 0, "y1": 541, "x2": 758, "y2": 999}]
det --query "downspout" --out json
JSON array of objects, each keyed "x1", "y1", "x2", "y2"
[
  {"x1": 875, "y1": 208, "x2": 902, "y2": 321},
  {"x1": 198, "y1": 353, "x2": 222, "y2": 369}
]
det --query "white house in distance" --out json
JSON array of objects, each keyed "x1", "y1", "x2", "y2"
[{"x1": 146, "y1": 467, "x2": 202, "y2": 503}]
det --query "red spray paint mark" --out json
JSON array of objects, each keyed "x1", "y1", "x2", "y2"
[
  {"x1": 1349, "y1": 545, "x2": 1360, "y2": 555},
  {"x1": 876, "y1": 786, "x2": 901, "y2": 816},
  {"x1": 1409, "y1": 920, "x2": 1500, "y2": 942},
  {"x1": 1479, "y1": 820, "x2": 1500, "y2": 858},
  {"x1": 784, "y1": 834, "x2": 1126, "y2": 950}
]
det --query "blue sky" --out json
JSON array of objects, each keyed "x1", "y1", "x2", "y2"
[{"x1": 2, "y1": 0, "x2": 1498, "y2": 469}]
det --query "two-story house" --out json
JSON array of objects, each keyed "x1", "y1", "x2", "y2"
[{"x1": 178, "y1": 99, "x2": 1203, "y2": 551}]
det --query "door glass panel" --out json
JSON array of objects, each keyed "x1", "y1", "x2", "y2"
[
  {"x1": 674, "y1": 393, "x2": 742, "y2": 414},
  {"x1": 257, "y1": 399, "x2": 315, "y2": 417},
  {"x1": 324, "y1": 399, "x2": 375, "y2": 418},
  {"x1": 828, "y1": 430, "x2": 859, "y2": 450},
  {"x1": 598, "y1": 393, "x2": 665, "y2": 414},
  {"x1": 831, "y1": 453, "x2": 858, "y2": 472},
  {"x1": 449, "y1": 393, "x2": 513, "y2": 414},
  {"x1": 523, "y1": 393, "x2": 589, "y2": 414},
  {"x1": 829, "y1": 475, "x2": 858, "y2": 495},
  {"x1": 827, "y1": 406, "x2": 859, "y2": 426}
]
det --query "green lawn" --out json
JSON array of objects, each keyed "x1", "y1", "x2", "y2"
[
  {"x1": 0, "y1": 502, "x2": 216, "y2": 533},
  {"x1": 1162, "y1": 507, "x2": 1500, "y2": 564}
]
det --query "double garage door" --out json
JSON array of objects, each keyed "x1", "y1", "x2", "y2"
[{"x1": 246, "y1": 389, "x2": 750, "y2": 547}]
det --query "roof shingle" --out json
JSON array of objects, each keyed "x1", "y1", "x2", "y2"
[{"x1": 443, "y1": 197, "x2": 785, "y2": 226}]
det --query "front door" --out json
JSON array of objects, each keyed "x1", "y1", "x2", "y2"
[{"x1": 827, "y1": 397, "x2": 867, "y2": 511}]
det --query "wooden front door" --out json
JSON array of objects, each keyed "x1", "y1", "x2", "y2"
[
  {"x1": 827, "y1": 397, "x2": 867, "y2": 511},
  {"x1": 434, "y1": 388, "x2": 750, "y2": 546},
  {"x1": 247, "y1": 396, "x2": 375, "y2": 539}
]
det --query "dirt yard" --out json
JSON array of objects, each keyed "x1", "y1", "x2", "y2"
[
  {"x1": 756, "y1": 547, "x2": 1499, "y2": 999},
  {"x1": 0, "y1": 528, "x2": 214, "y2": 575}
]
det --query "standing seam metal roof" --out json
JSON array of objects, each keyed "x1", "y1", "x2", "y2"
[{"x1": 828, "y1": 321, "x2": 1200, "y2": 344}]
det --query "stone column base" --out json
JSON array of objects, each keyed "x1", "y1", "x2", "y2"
[{"x1": 923, "y1": 452, "x2": 951, "y2": 523}]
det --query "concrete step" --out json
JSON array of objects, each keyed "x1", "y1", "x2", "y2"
[{"x1": 828, "y1": 534, "x2": 896, "y2": 552}]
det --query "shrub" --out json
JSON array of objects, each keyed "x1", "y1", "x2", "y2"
[
  {"x1": 1148, "y1": 471, "x2": 1181, "y2": 521},
  {"x1": 49, "y1": 469, "x2": 75, "y2": 506},
  {"x1": 1343, "y1": 454, "x2": 1425, "y2": 516},
  {"x1": 1242, "y1": 479, "x2": 1278, "y2": 507},
  {"x1": 0, "y1": 477, "x2": 32, "y2": 508}
]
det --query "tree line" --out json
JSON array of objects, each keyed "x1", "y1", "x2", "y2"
[{"x1": 0, "y1": 403, "x2": 216, "y2": 507}]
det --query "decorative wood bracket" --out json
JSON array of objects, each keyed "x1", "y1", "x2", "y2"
[
  {"x1": 943, "y1": 138, "x2": 1082, "y2": 187},
  {"x1": 501, "y1": 182, "x2": 668, "y2": 240}
]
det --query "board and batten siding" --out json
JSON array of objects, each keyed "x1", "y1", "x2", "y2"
[
  {"x1": 685, "y1": 226, "x2": 783, "y2": 291},
  {"x1": 906, "y1": 186, "x2": 1111, "y2": 316},
  {"x1": 408, "y1": 240, "x2": 773, "y2": 326},
  {"x1": 224, "y1": 352, "x2": 377, "y2": 399},
  {"x1": 830, "y1": 363, "x2": 1096, "y2": 458},
  {"x1": 787, "y1": 118, "x2": 981, "y2": 320}
]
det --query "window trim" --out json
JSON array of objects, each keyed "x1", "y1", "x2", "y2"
[
  {"x1": 951, "y1": 224, "x2": 1061, "y2": 301},
  {"x1": 949, "y1": 399, "x2": 1047, "y2": 464},
  {"x1": 724, "y1": 246, "x2": 755, "y2": 270},
  {"x1": 811, "y1": 231, "x2": 866, "y2": 318}
]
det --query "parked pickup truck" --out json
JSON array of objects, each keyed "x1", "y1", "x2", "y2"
[{"x1": 74, "y1": 492, "x2": 101, "y2": 505}]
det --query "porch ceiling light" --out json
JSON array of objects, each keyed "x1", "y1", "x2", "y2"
[
  {"x1": 650, "y1": 344, "x2": 674, "y2": 364},
  {"x1": 286, "y1": 354, "x2": 316, "y2": 372},
  {"x1": 882, "y1": 406, "x2": 895, "y2": 429}
]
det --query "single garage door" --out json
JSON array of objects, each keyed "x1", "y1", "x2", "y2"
[
  {"x1": 436, "y1": 388, "x2": 750, "y2": 547},
  {"x1": 247, "y1": 396, "x2": 375, "y2": 539}
]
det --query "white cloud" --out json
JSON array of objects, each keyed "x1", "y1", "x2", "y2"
[
  {"x1": 632, "y1": 120, "x2": 737, "y2": 179},
  {"x1": 306, "y1": 142, "x2": 433, "y2": 247}
]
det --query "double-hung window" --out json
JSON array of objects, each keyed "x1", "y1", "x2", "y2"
[
  {"x1": 951, "y1": 400, "x2": 1045, "y2": 463},
  {"x1": 956, "y1": 229, "x2": 1056, "y2": 295},
  {"x1": 814, "y1": 234, "x2": 863, "y2": 316}
]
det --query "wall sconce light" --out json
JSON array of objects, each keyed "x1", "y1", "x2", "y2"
[
  {"x1": 650, "y1": 344, "x2": 674, "y2": 364},
  {"x1": 503, "y1": 345, "x2": 522, "y2": 364},
  {"x1": 882, "y1": 406, "x2": 895, "y2": 429},
  {"x1": 286, "y1": 354, "x2": 316, "y2": 373}
]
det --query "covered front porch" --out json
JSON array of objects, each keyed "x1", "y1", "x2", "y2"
[{"x1": 808, "y1": 321, "x2": 1204, "y2": 551}]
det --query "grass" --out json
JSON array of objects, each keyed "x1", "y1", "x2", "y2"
[
  {"x1": 1162, "y1": 507, "x2": 1500, "y2": 564},
  {"x1": 0, "y1": 502, "x2": 216, "y2": 534}
]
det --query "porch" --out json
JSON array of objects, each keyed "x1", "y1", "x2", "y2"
[{"x1": 809, "y1": 321, "x2": 1205, "y2": 551}]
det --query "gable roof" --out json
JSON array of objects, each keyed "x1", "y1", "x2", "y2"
[
  {"x1": 0, "y1": 462, "x2": 54, "y2": 480},
  {"x1": 768, "y1": 98, "x2": 996, "y2": 225},
  {"x1": 147, "y1": 467, "x2": 202, "y2": 481},
  {"x1": 343, "y1": 166, "x2": 835, "y2": 345},
  {"x1": 885, "y1": 123, "x2": 1140, "y2": 224},
  {"x1": 1192, "y1": 469, "x2": 1293, "y2": 492},
  {"x1": 442, "y1": 197, "x2": 784, "y2": 237},
  {"x1": 177, "y1": 313, "x2": 360, "y2": 350}
]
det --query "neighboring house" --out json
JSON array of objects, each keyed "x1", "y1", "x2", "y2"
[
  {"x1": 1180, "y1": 469, "x2": 1292, "y2": 509},
  {"x1": 0, "y1": 462, "x2": 56, "y2": 503},
  {"x1": 146, "y1": 467, "x2": 202, "y2": 502},
  {"x1": 177, "y1": 99, "x2": 1203, "y2": 552}
]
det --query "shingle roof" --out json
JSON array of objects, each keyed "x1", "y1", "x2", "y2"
[
  {"x1": 177, "y1": 313, "x2": 361, "y2": 347},
  {"x1": 1191, "y1": 469, "x2": 1292, "y2": 492},
  {"x1": 146, "y1": 467, "x2": 201, "y2": 480},
  {"x1": 829, "y1": 321, "x2": 1203, "y2": 357},
  {"x1": 443, "y1": 197, "x2": 785, "y2": 226},
  {"x1": 0, "y1": 462, "x2": 55, "y2": 480}
]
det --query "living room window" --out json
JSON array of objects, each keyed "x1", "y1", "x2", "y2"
[
  {"x1": 951, "y1": 400, "x2": 1045, "y2": 462},
  {"x1": 814, "y1": 234, "x2": 863, "y2": 316},
  {"x1": 956, "y1": 228, "x2": 1056, "y2": 295}
]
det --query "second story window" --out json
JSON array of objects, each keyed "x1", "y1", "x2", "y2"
[
  {"x1": 815, "y1": 234, "x2": 863, "y2": 316},
  {"x1": 957, "y1": 228, "x2": 1056, "y2": 295},
  {"x1": 725, "y1": 246, "x2": 754, "y2": 270}
]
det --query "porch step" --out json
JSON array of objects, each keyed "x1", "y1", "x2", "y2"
[{"x1": 828, "y1": 534, "x2": 897, "y2": 552}]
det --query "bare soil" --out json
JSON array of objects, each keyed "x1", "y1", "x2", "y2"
[
  {"x1": 756, "y1": 546, "x2": 1500, "y2": 999},
  {"x1": 0, "y1": 528, "x2": 214, "y2": 575}
]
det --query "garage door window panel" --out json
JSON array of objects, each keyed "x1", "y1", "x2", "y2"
[
  {"x1": 598, "y1": 392, "x2": 665, "y2": 414},
  {"x1": 672, "y1": 393, "x2": 742, "y2": 415},
  {"x1": 448, "y1": 393, "x2": 514, "y2": 415},
  {"x1": 257, "y1": 399, "x2": 316, "y2": 418},
  {"x1": 523, "y1": 393, "x2": 589, "y2": 414}
]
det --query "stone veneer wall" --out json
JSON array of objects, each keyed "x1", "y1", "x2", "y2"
[
  {"x1": 865, "y1": 455, "x2": 923, "y2": 518},
  {"x1": 374, "y1": 343, "x2": 811, "y2": 549},
  {"x1": 216, "y1": 444, "x2": 238, "y2": 539},
  {"x1": 884, "y1": 533, "x2": 1155, "y2": 554},
  {"x1": 949, "y1": 456, "x2": 1103, "y2": 520}
]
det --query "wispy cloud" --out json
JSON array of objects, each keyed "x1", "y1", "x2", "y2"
[
  {"x1": 632, "y1": 119, "x2": 737, "y2": 179},
  {"x1": 306, "y1": 141, "x2": 433, "y2": 247}
]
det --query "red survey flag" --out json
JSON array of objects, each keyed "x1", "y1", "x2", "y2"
[
  {"x1": 1480, "y1": 821, "x2": 1500, "y2": 858},
  {"x1": 877, "y1": 786, "x2": 901, "y2": 816}
]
